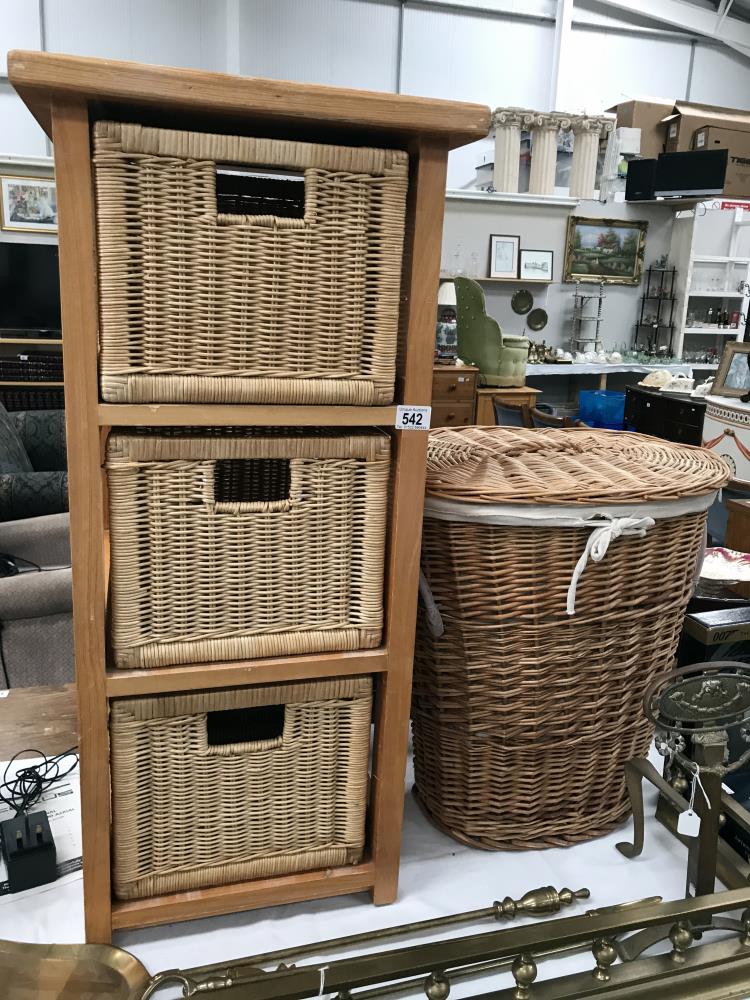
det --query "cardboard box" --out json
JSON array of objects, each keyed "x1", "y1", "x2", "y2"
[
  {"x1": 693, "y1": 125, "x2": 750, "y2": 198},
  {"x1": 661, "y1": 101, "x2": 750, "y2": 153},
  {"x1": 606, "y1": 99, "x2": 674, "y2": 159}
]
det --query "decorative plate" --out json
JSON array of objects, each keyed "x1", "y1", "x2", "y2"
[
  {"x1": 527, "y1": 307, "x2": 548, "y2": 332},
  {"x1": 511, "y1": 289, "x2": 533, "y2": 315}
]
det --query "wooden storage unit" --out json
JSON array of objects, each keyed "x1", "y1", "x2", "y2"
[
  {"x1": 8, "y1": 50, "x2": 489, "y2": 942},
  {"x1": 431, "y1": 365, "x2": 478, "y2": 427}
]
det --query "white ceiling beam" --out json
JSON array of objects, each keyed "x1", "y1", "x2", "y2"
[
  {"x1": 591, "y1": 0, "x2": 750, "y2": 58},
  {"x1": 549, "y1": 0, "x2": 574, "y2": 109}
]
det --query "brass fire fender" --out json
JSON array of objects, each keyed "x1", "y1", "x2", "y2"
[{"x1": 7, "y1": 888, "x2": 750, "y2": 999}]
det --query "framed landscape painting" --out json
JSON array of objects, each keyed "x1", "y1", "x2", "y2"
[
  {"x1": 564, "y1": 216, "x2": 647, "y2": 285},
  {"x1": 0, "y1": 176, "x2": 57, "y2": 233}
]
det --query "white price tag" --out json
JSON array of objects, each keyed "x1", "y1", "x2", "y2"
[
  {"x1": 677, "y1": 809, "x2": 701, "y2": 837},
  {"x1": 396, "y1": 405, "x2": 431, "y2": 430}
]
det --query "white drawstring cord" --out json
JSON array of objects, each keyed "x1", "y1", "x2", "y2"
[{"x1": 566, "y1": 516, "x2": 655, "y2": 615}]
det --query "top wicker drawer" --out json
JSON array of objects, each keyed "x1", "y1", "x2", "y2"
[{"x1": 93, "y1": 121, "x2": 409, "y2": 405}]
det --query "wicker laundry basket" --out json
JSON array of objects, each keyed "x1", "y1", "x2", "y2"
[
  {"x1": 110, "y1": 675, "x2": 372, "y2": 899},
  {"x1": 106, "y1": 428, "x2": 389, "y2": 669},
  {"x1": 413, "y1": 427, "x2": 730, "y2": 850},
  {"x1": 93, "y1": 121, "x2": 408, "y2": 405}
]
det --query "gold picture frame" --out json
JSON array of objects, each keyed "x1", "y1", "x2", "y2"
[
  {"x1": 564, "y1": 216, "x2": 647, "y2": 285},
  {"x1": 0, "y1": 175, "x2": 57, "y2": 234},
  {"x1": 713, "y1": 341, "x2": 750, "y2": 399}
]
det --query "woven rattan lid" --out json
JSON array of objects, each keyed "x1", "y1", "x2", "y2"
[{"x1": 425, "y1": 427, "x2": 730, "y2": 505}]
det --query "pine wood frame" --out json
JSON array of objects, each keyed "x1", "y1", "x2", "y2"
[{"x1": 8, "y1": 50, "x2": 490, "y2": 943}]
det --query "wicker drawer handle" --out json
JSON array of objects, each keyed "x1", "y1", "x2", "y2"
[
  {"x1": 215, "y1": 166, "x2": 308, "y2": 229},
  {"x1": 205, "y1": 704, "x2": 287, "y2": 755},
  {"x1": 210, "y1": 458, "x2": 298, "y2": 514}
]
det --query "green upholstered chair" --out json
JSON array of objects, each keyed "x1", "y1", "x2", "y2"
[{"x1": 454, "y1": 277, "x2": 529, "y2": 387}]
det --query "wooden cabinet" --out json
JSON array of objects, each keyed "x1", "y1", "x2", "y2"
[
  {"x1": 726, "y1": 499, "x2": 750, "y2": 553},
  {"x1": 475, "y1": 386, "x2": 542, "y2": 426},
  {"x1": 431, "y1": 365, "x2": 478, "y2": 427},
  {"x1": 625, "y1": 385, "x2": 705, "y2": 446}
]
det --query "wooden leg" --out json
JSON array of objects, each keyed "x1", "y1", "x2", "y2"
[
  {"x1": 598, "y1": 372, "x2": 607, "y2": 389},
  {"x1": 370, "y1": 431, "x2": 429, "y2": 905},
  {"x1": 369, "y1": 137, "x2": 447, "y2": 905},
  {"x1": 52, "y1": 101, "x2": 112, "y2": 943}
]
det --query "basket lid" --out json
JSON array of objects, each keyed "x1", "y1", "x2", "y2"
[{"x1": 425, "y1": 427, "x2": 730, "y2": 505}]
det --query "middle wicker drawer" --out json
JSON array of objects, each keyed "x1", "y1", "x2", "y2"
[{"x1": 106, "y1": 429, "x2": 390, "y2": 669}]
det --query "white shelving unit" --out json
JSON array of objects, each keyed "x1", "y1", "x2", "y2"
[{"x1": 669, "y1": 204, "x2": 750, "y2": 363}]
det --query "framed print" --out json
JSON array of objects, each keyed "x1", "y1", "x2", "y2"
[
  {"x1": 713, "y1": 341, "x2": 750, "y2": 399},
  {"x1": 488, "y1": 234, "x2": 520, "y2": 279},
  {"x1": 564, "y1": 216, "x2": 647, "y2": 285},
  {"x1": 0, "y1": 176, "x2": 57, "y2": 233},
  {"x1": 519, "y1": 248, "x2": 553, "y2": 281}
]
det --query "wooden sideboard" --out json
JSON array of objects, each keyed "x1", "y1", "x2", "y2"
[
  {"x1": 625, "y1": 384, "x2": 706, "y2": 446},
  {"x1": 431, "y1": 365, "x2": 479, "y2": 427}
]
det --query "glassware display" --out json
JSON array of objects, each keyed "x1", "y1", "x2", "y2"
[{"x1": 452, "y1": 244, "x2": 465, "y2": 277}]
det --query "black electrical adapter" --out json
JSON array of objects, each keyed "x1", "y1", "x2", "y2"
[{"x1": 1, "y1": 811, "x2": 57, "y2": 893}]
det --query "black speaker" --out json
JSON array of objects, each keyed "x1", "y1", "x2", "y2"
[
  {"x1": 654, "y1": 149, "x2": 728, "y2": 197},
  {"x1": 625, "y1": 158, "x2": 657, "y2": 201}
]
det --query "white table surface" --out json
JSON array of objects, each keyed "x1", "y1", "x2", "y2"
[
  {"x1": 0, "y1": 749, "x2": 707, "y2": 996},
  {"x1": 526, "y1": 362, "x2": 693, "y2": 377}
]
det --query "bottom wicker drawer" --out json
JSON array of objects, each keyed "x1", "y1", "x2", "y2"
[
  {"x1": 110, "y1": 676, "x2": 372, "y2": 899},
  {"x1": 431, "y1": 402, "x2": 475, "y2": 427}
]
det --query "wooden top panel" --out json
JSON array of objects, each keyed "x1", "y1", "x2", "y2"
[{"x1": 8, "y1": 51, "x2": 490, "y2": 149}]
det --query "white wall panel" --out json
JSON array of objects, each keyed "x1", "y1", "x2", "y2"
[
  {"x1": 0, "y1": 85, "x2": 48, "y2": 157},
  {"x1": 566, "y1": 26, "x2": 691, "y2": 112},
  {"x1": 401, "y1": 4, "x2": 553, "y2": 190},
  {"x1": 690, "y1": 44, "x2": 750, "y2": 109},
  {"x1": 42, "y1": 0, "x2": 226, "y2": 71},
  {"x1": 238, "y1": 0, "x2": 399, "y2": 91},
  {"x1": 0, "y1": 0, "x2": 42, "y2": 75}
]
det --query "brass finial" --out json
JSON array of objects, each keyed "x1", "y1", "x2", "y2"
[
  {"x1": 511, "y1": 953, "x2": 537, "y2": 999},
  {"x1": 424, "y1": 971, "x2": 450, "y2": 1000},
  {"x1": 669, "y1": 920, "x2": 694, "y2": 963},
  {"x1": 495, "y1": 886, "x2": 590, "y2": 919},
  {"x1": 591, "y1": 938, "x2": 617, "y2": 982}
]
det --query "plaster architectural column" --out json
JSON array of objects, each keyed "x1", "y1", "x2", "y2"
[
  {"x1": 491, "y1": 107, "x2": 526, "y2": 193},
  {"x1": 524, "y1": 112, "x2": 562, "y2": 196},
  {"x1": 568, "y1": 116, "x2": 615, "y2": 199}
]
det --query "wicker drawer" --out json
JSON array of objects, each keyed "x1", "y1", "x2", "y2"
[
  {"x1": 93, "y1": 121, "x2": 408, "y2": 405},
  {"x1": 431, "y1": 402, "x2": 475, "y2": 427},
  {"x1": 110, "y1": 676, "x2": 372, "y2": 899},
  {"x1": 432, "y1": 369, "x2": 477, "y2": 403},
  {"x1": 106, "y1": 429, "x2": 390, "y2": 669}
]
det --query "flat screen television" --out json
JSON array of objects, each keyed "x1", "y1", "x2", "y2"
[
  {"x1": 0, "y1": 242, "x2": 61, "y2": 334},
  {"x1": 654, "y1": 148, "x2": 728, "y2": 198}
]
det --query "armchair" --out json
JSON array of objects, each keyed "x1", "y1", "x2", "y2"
[
  {"x1": 0, "y1": 405, "x2": 68, "y2": 521},
  {"x1": 0, "y1": 513, "x2": 73, "y2": 687},
  {"x1": 454, "y1": 277, "x2": 529, "y2": 387}
]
